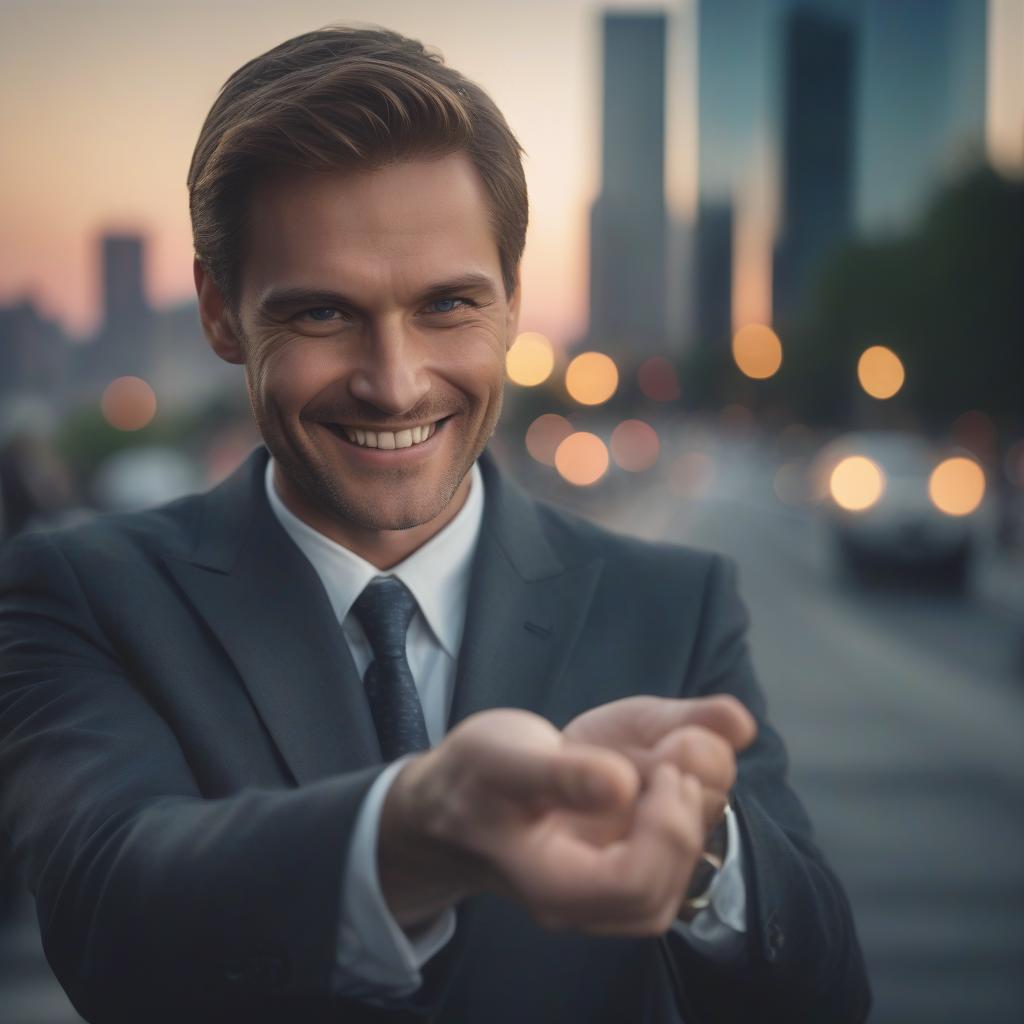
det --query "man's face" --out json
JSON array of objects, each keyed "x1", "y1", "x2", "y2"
[{"x1": 220, "y1": 153, "x2": 519, "y2": 538}]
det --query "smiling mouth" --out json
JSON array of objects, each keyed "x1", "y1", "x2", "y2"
[{"x1": 325, "y1": 418, "x2": 448, "y2": 450}]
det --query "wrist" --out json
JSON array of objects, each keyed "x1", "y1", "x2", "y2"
[
  {"x1": 378, "y1": 752, "x2": 484, "y2": 928},
  {"x1": 678, "y1": 802, "x2": 731, "y2": 922}
]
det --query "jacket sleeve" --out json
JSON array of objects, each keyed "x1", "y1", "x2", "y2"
[
  {"x1": 660, "y1": 554, "x2": 872, "y2": 1024},
  {"x1": 0, "y1": 528, "x2": 445, "y2": 1023}
]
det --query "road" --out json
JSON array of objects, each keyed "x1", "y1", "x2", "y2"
[
  {"x1": 545, "y1": 422, "x2": 1024, "y2": 1024},
  {"x1": 2, "y1": 424, "x2": 1023, "y2": 1022}
]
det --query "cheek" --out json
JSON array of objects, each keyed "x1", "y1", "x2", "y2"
[
  {"x1": 250, "y1": 338, "x2": 342, "y2": 416},
  {"x1": 436, "y1": 328, "x2": 508, "y2": 399}
]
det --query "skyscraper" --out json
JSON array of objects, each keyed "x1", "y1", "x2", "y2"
[
  {"x1": 772, "y1": 7, "x2": 856, "y2": 326},
  {"x1": 693, "y1": 201, "x2": 734, "y2": 347},
  {"x1": 89, "y1": 232, "x2": 153, "y2": 383},
  {"x1": 856, "y1": 0, "x2": 987, "y2": 233},
  {"x1": 691, "y1": 0, "x2": 776, "y2": 342},
  {"x1": 101, "y1": 233, "x2": 149, "y2": 333},
  {"x1": 588, "y1": 12, "x2": 668, "y2": 353}
]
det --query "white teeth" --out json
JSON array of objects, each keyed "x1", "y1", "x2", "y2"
[{"x1": 336, "y1": 421, "x2": 440, "y2": 449}]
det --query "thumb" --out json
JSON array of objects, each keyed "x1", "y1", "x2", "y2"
[{"x1": 488, "y1": 742, "x2": 640, "y2": 813}]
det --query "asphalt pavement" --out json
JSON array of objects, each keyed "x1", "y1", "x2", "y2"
[{"x1": 571, "y1": 423, "x2": 1024, "y2": 1024}]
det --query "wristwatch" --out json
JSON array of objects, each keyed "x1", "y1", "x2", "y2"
[{"x1": 681, "y1": 801, "x2": 732, "y2": 913}]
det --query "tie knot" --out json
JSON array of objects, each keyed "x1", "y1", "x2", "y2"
[{"x1": 351, "y1": 577, "x2": 417, "y2": 661}]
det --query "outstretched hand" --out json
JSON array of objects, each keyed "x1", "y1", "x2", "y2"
[
  {"x1": 380, "y1": 697, "x2": 757, "y2": 937},
  {"x1": 562, "y1": 694, "x2": 757, "y2": 838},
  {"x1": 382, "y1": 707, "x2": 707, "y2": 936}
]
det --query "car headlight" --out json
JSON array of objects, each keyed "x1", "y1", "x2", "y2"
[
  {"x1": 829, "y1": 456, "x2": 886, "y2": 512},
  {"x1": 928, "y1": 457, "x2": 985, "y2": 516}
]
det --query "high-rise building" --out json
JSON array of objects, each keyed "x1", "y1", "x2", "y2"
[
  {"x1": 856, "y1": 0, "x2": 987, "y2": 233},
  {"x1": 0, "y1": 299, "x2": 68, "y2": 399},
  {"x1": 588, "y1": 12, "x2": 668, "y2": 353},
  {"x1": 772, "y1": 7, "x2": 856, "y2": 326},
  {"x1": 101, "y1": 233, "x2": 149, "y2": 332},
  {"x1": 693, "y1": 201, "x2": 734, "y2": 347},
  {"x1": 92, "y1": 232, "x2": 153, "y2": 381},
  {"x1": 690, "y1": 0, "x2": 776, "y2": 342}
]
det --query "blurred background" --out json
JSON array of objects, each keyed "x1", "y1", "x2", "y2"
[{"x1": 1, "y1": 0, "x2": 1022, "y2": 1021}]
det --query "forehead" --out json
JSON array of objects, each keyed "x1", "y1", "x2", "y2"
[{"x1": 240, "y1": 152, "x2": 501, "y2": 301}]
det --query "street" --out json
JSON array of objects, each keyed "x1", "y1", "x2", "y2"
[{"x1": 551, "y1": 422, "x2": 1024, "y2": 1023}]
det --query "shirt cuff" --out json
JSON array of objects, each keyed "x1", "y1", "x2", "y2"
[
  {"x1": 333, "y1": 755, "x2": 457, "y2": 1001},
  {"x1": 670, "y1": 801, "x2": 748, "y2": 964}
]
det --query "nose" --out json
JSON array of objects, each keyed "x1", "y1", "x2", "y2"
[{"x1": 347, "y1": 319, "x2": 431, "y2": 415}]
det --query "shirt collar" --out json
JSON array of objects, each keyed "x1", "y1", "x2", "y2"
[{"x1": 264, "y1": 456, "x2": 484, "y2": 659}]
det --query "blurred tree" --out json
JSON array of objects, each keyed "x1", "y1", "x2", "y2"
[{"x1": 779, "y1": 165, "x2": 1024, "y2": 429}]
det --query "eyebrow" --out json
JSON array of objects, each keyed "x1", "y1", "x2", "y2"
[{"x1": 256, "y1": 273, "x2": 499, "y2": 319}]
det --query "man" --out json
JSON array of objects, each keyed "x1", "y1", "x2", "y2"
[{"x1": 0, "y1": 26, "x2": 869, "y2": 1024}]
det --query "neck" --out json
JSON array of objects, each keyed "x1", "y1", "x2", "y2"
[{"x1": 271, "y1": 462, "x2": 471, "y2": 570}]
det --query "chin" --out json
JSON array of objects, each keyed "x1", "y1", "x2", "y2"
[{"x1": 325, "y1": 467, "x2": 466, "y2": 528}]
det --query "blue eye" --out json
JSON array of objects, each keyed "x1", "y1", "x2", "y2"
[
  {"x1": 305, "y1": 307, "x2": 339, "y2": 321},
  {"x1": 427, "y1": 297, "x2": 471, "y2": 314}
]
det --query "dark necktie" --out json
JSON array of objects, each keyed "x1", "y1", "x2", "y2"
[{"x1": 351, "y1": 576, "x2": 430, "y2": 761}]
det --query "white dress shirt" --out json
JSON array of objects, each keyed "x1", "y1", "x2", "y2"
[{"x1": 264, "y1": 456, "x2": 748, "y2": 1004}]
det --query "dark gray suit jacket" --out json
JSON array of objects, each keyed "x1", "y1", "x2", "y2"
[{"x1": 0, "y1": 445, "x2": 869, "y2": 1023}]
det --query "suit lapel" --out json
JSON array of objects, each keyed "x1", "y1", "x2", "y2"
[
  {"x1": 161, "y1": 445, "x2": 605, "y2": 787},
  {"x1": 448, "y1": 453, "x2": 605, "y2": 729},
  {"x1": 163, "y1": 447, "x2": 381, "y2": 785}
]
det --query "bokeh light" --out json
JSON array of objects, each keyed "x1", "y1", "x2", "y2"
[
  {"x1": 525, "y1": 413, "x2": 573, "y2": 466},
  {"x1": 857, "y1": 346, "x2": 905, "y2": 399},
  {"x1": 609, "y1": 420, "x2": 660, "y2": 472},
  {"x1": 565, "y1": 352, "x2": 619, "y2": 406},
  {"x1": 830, "y1": 456, "x2": 885, "y2": 511},
  {"x1": 506, "y1": 332, "x2": 555, "y2": 386},
  {"x1": 100, "y1": 376, "x2": 157, "y2": 431},
  {"x1": 929, "y1": 457, "x2": 985, "y2": 516},
  {"x1": 732, "y1": 324, "x2": 782, "y2": 380},
  {"x1": 554, "y1": 432, "x2": 609, "y2": 486},
  {"x1": 637, "y1": 356, "x2": 681, "y2": 402}
]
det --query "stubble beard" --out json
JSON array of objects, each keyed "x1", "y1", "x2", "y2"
[{"x1": 257, "y1": 391, "x2": 504, "y2": 534}]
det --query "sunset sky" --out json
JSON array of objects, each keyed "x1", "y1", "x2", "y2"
[
  {"x1": 1, "y1": 0, "x2": 664, "y2": 345},
  {"x1": 1, "y1": 0, "x2": 1021, "y2": 345}
]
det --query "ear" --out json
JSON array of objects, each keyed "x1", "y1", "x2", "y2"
[
  {"x1": 505, "y1": 265, "x2": 523, "y2": 351},
  {"x1": 194, "y1": 258, "x2": 246, "y2": 365}
]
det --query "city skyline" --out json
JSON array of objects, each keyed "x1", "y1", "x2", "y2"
[{"x1": 1, "y1": 0, "x2": 1022, "y2": 347}]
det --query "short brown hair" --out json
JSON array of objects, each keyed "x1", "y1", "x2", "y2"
[{"x1": 188, "y1": 26, "x2": 528, "y2": 304}]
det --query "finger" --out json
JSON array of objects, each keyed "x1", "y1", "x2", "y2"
[
  {"x1": 649, "y1": 725, "x2": 737, "y2": 793},
  {"x1": 582, "y1": 764, "x2": 705, "y2": 934},
  {"x1": 480, "y1": 739, "x2": 640, "y2": 814},
  {"x1": 534, "y1": 763, "x2": 704, "y2": 932},
  {"x1": 662, "y1": 695, "x2": 757, "y2": 753}
]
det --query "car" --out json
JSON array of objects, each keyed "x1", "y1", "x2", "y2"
[{"x1": 812, "y1": 430, "x2": 988, "y2": 588}]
